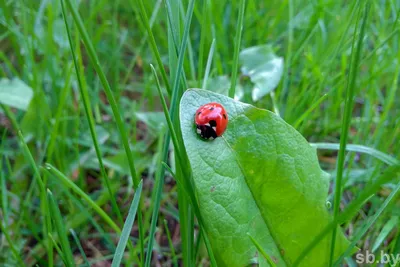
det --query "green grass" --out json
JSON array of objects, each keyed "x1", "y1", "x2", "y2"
[{"x1": 1, "y1": 0, "x2": 400, "y2": 266}]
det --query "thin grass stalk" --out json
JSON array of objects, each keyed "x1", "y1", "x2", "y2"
[
  {"x1": 70, "y1": 229, "x2": 90, "y2": 267},
  {"x1": 47, "y1": 190, "x2": 75, "y2": 267},
  {"x1": 1, "y1": 104, "x2": 53, "y2": 266},
  {"x1": 60, "y1": 0, "x2": 123, "y2": 226},
  {"x1": 62, "y1": 0, "x2": 145, "y2": 262},
  {"x1": 136, "y1": 0, "x2": 171, "y2": 95},
  {"x1": 293, "y1": 165, "x2": 400, "y2": 266},
  {"x1": 329, "y1": 3, "x2": 370, "y2": 266},
  {"x1": 229, "y1": 0, "x2": 246, "y2": 98},
  {"x1": 112, "y1": 180, "x2": 143, "y2": 267}
]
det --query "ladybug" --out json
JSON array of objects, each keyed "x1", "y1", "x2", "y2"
[{"x1": 194, "y1": 102, "x2": 228, "y2": 140}]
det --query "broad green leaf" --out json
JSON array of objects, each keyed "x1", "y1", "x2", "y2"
[
  {"x1": 289, "y1": 5, "x2": 314, "y2": 29},
  {"x1": 205, "y1": 75, "x2": 244, "y2": 100},
  {"x1": 180, "y1": 89, "x2": 350, "y2": 266},
  {"x1": 0, "y1": 78, "x2": 33, "y2": 110},
  {"x1": 240, "y1": 45, "x2": 283, "y2": 101},
  {"x1": 135, "y1": 112, "x2": 166, "y2": 134}
]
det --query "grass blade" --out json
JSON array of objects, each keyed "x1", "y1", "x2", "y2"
[
  {"x1": 145, "y1": 1, "x2": 196, "y2": 266},
  {"x1": 371, "y1": 216, "x2": 398, "y2": 253},
  {"x1": 202, "y1": 38, "x2": 216, "y2": 90},
  {"x1": 333, "y1": 182, "x2": 400, "y2": 266},
  {"x1": 150, "y1": 64, "x2": 183, "y2": 162},
  {"x1": 135, "y1": 0, "x2": 171, "y2": 95},
  {"x1": 62, "y1": 0, "x2": 144, "y2": 262},
  {"x1": 112, "y1": 180, "x2": 143, "y2": 267},
  {"x1": 311, "y1": 143, "x2": 399, "y2": 166},
  {"x1": 70, "y1": 229, "x2": 90, "y2": 267},
  {"x1": 293, "y1": 94, "x2": 329, "y2": 128},
  {"x1": 47, "y1": 189, "x2": 75, "y2": 267},
  {"x1": 247, "y1": 233, "x2": 277, "y2": 267},
  {"x1": 44, "y1": 164, "x2": 120, "y2": 233},
  {"x1": 0, "y1": 219, "x2": 25, "y2": 266},
  {"x1": 60, "y1": 0, "x2": 123, "y2": 226},
  {"x1": 48, "y1": 234, "x2": 67, "y2": 265},
  {"x1": 329, "y1": 3, "x2": 370, "y2": 265},
  {"x1": 163, "y1": 219, "x2": 178, "y2": 267},
  {"x1": 229, "y1": 0, "x2": 246, "y2": 98},
  {"x1": 293, "y1": 165, "x2": 400, "y2": 266},
  {"x1": 1, "y1": 104, "x2": 53, "y2": 266}
]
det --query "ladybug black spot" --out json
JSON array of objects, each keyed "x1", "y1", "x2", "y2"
[
  {"x1": 209, "y1": 107, "x2": 214, "y2": 110},
  {"x1": 197, "y1": 112, "x2": 201, "y2": 115},
  {"x1": 209, "y1": 120, "x2": 217, "y2": 127},
  {"x1": 223, "y1": 114, "x2": 227, "y2": 119},
  {"x1": 197, "y1": 124, "x2": 217, "y2": 139}
]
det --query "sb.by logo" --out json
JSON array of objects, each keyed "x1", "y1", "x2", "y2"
[{"x1": 356, "y1": 250, "x2": 400, "y2": 266}]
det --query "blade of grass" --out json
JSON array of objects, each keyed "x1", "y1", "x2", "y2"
[
  {"x1": 329, "y1": 3, "x2": 370, "y2": 266},
  {"x1": 62, "y1": 0, "x2": 144, "y2": 262},
  {"x1": 163, "y1": 219, "x2": 178, "y2": 267},
  {"x1": 229, "y1": 0, "x2": 246, "y2": 98},
  {"x1": 163, "y1": 0, "x2": 188, "y2": 90},
  {"x1": 135, "y1": 0, "x2": 171, "y2": 95},
  {"x1": 178, "y1": 1, "x2": 196, "y2": 81},
  {"x1": 0, "y1": 171, "x2": 8, "y2": 224},
  {"x1": 167, "y1": 1, "x2": 195, "y2": 265},
  {"x1": 371, "y1": 216, "x2": 398, "y2": 253},
  {"x1": 293, "y1": 94, "x2": 329, "y2": 128},
  {"x1": 48, "y1": 234, "x2": 67, "y2": 265},
  {"x1": 43, "y1": 63, "x2": 74, "y2": 176},
  {"x1": 121, "y1": 0, "x2": 162, "y2": 87},
  {"x1": 334, "y1": 181, "x2": 400, "y2": 266},
  {"x1": 44, "y1": 164, "x2": 120, "y2": 233},
  {"x1": 0, "y1": 219, "x2": 25, "y2": 266},
  {"x1": 150, "y1": 65, "x2": 183, "y2": 161},
  {"x1": 47, "y1": 189, "x2": 75, "y2": 267},
  {"x1": 60, "y1": 0, "x2": 123, "y2": 224},
  {"x1": 279, "y1": 0, "x2": 293, "y2": 110},
  {"x1": 25, "y1": 178, "x2": 122, "y2": 266},
  {"x1": 1, "y1": 130, "x2": 9, "y2": 225},
  {"x1": 145, "y1": 1, "x2": 196, "y2": 265},
  {"x1": 151, "y1": 5, "x2": 218, "y2": 258},
  {"x1": 1, "y1": 104, "x2": 53, "y2": 267},
  {"x1": 202, "y1": 38, "x2": 216, "y2": 90},
  {"x1": 311, "y1": 143, "x2": 399, "y2": 166},
  {"x1": 372, "y1": 216, "x2": 400, "y2": 253},
  {"x1": 197, "y1": 0, "x2": 210, "y2": 86},
  {"x1": 112, "y1": 180, "x2": 143, "y2": 267},
  {"x1": 194, "y1": 227, "x2": 202, "y2": 262},
  {"x1": 161, "y1": 163, "x2": 217, "y2": 267},
  {"x1": 162, "y1": 160, "x2": 217, "y2": 266},
  {"x1": 293, "y1": 165, "x2": 400, "y2": 266},
  {"x1": 247, "y1": 233, "x2": 277, "y2": 267},
  {"x1": 70, "y1": 229, "x2": 90, "y2": 267}
]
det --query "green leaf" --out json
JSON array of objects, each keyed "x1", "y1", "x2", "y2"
[
  {"x1": 240, "y1": 45, "x2": 284, "y2": 101},
  {"x1": 205, "y1": 75, "x2": 244, "y2": 100},
  {"x1": 135, "y1": 112, "x2": 166, "y2": 134},
  {"x1": 0, "y1": 78, "x2": 33, "y2": 110},
  {"x1": 180, "y1": 89, "x2": 350, "y2": 266}
]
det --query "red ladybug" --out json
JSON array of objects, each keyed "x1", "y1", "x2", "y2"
[{"x1": 194, "y1": 102, "x2": 228, "y2": 140}]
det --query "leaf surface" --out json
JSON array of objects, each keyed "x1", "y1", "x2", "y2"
[
  {"x1": 180, "y1": 89, "x2": 349, "y2": 266},
  {"x1": 240, "y1": 45, "x2": 283, "y2": 101},
  {"x1": 0, "y1": 78, "x2": 33, "y2": 110}
]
